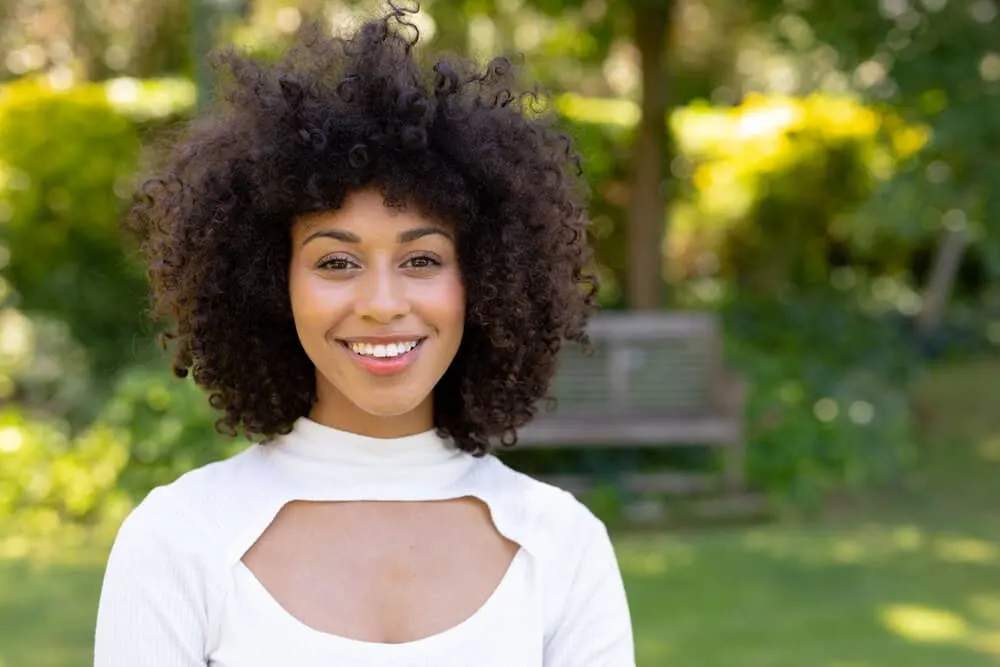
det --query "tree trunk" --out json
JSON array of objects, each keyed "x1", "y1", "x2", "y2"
[
  {"x1": 626, "y1": 0, "x2": 674, "y2": 310},
  {"x1": 191, "y1": 0, "x2": 214, "y2": 115},
  {"x1": 917, "y1": 226, "x2": 968, "y2": 334}
]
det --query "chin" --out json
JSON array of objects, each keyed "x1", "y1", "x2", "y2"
[
  {"x1": 314, "y1": 367, "x2": 437, "y2": 425},
  {"x1": 350, "y1": 395, "x2": 428, "y2": 419}
]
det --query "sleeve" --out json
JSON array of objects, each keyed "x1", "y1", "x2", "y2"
[
  {"x1": 94, "y1": 489, "x2": 209, "y2": 667},
  {"x1": 543, "y1": 513, "x2": 636, "y2": 667}
]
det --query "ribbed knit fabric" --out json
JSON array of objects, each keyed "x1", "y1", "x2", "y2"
[{"x1": 93, "y1": 418, "x2": 635, "y2": 666}]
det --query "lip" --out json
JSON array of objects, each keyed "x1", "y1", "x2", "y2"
[
  {"x1": 337, "y1": 337, "x2": 426, "y2": 377},
  {"x1": 338, "y1": 335, "x2": 427, "y2": 344}
]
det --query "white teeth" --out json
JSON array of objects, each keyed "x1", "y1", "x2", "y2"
[{"x1": 347, "y1": 340, "x2": 419, "y2": 358}]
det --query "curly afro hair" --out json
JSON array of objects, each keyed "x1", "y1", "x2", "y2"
[{"x1": 129, "y1": 3, "x2": 598, "y2": 454}]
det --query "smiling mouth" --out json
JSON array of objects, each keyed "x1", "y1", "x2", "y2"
[{"x1": 337, "y1": 338, "x2": 426, "y2": 359}]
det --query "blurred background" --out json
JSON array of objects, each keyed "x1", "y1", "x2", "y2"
[{"x1": 1, "y1": 0, "x2": 999, "y2": 665}]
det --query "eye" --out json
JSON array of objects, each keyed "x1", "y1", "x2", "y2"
[
  {"x1": 317, "y1": 255, "x2": 360, "y2": 271},
  {"x1": 403, "y1": 255, "x2": 441, "y2": 270}
]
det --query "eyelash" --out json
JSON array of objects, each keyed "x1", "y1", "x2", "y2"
[
  {"x1": 405, "y1": 255, "x2": 440, "y2": 269},
  {"x1": 317, "y1": 254, "x2": 442, "y2": 271}
]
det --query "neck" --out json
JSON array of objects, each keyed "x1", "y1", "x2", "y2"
[{"x1": 309, "y1": 384, "x2": 435, "y2": 440}]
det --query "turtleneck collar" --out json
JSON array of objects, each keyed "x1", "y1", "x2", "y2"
[{"x1": 273, "y1": 417, "x2": 463, "y2": 468}]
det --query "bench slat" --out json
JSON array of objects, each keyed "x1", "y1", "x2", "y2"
[
  {"x1": 538, "y1": 472, "x2": 719, "y2": 497},
  {"x1": 585, "y1": 311, "x2": 718, "y2": 338},
  {"x1": 552, "y1": 336, "x2": 716, "y2": 412},
  {"x1": 515, "y1": 415, "x2": 740, "y2": 446}
]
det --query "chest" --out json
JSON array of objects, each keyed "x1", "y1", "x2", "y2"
[{"x1": 239, "y1": 498, "x2": 523, "y2": 645}]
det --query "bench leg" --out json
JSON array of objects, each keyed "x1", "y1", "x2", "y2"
[
  {"x1": 722, "y1": 439, "x2": 745, "y2": 492},
  {"x1": 720, "y1": 373, "x2": 748, "y2": 493}
]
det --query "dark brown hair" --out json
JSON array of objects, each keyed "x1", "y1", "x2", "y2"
[{"x1": 129, "y1": 3, "x2": 597, "y2": 454}]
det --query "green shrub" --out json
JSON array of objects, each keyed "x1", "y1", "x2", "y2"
[
  {"x1": 723, "y1": 291, "x2": 920, "y2": 510},
  {"x1": 97, "y1": 364, "x2": 238, "y2": 497},
  {"x1": 0, "y1": 407, "x2": 130, "y2": 536},
  {"x1": 0, "y1": 362, "x2": 240, "y2": 531}
]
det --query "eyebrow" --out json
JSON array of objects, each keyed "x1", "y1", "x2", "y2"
[{"x1": 302, "y1": 226, "x2": 452, "y2": 245}]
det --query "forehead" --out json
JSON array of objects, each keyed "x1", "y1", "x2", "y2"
[{"x1": 294, "y1": 189, "x2": 445, "y2": 234}]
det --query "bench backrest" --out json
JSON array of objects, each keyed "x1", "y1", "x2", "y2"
[{"x1": 546, "y1": 311, "x2": 723, "y2": 417}]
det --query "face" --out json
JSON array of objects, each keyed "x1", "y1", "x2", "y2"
[{"x1": 289, "y1": 189, "x2": 465, "y2": 437}]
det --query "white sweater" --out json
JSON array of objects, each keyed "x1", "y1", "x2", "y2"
[{"x1": 94, "y1": 418, "x2": 636, "y2": 666}]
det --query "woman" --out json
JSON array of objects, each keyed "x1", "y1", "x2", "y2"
[{"x1": 94, "y1": 4, "x2": 635, "y2": 666}]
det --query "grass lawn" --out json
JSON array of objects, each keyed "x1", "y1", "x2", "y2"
[{"x1": 2, "y1": 359, "x2": 999, "y2": 666}]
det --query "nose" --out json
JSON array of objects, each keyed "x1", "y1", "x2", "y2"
[{"x1": 354, "y1": 262, "x2": 410, "y2": 323}]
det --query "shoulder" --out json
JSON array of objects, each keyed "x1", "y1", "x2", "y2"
[
  {"x1": 472, "y1": 455, "x2": 623, "y2": 633},
  {"x1": 95, "y1": 449, "x2": 274, "y2": 662},
  {"x1": 472, "y1": 454, "x2": 608, "y2": 552},
  {"x1": 113, "y1": 445, "x2": 270, "y2": 557}
]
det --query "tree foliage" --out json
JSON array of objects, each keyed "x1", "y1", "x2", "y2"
[
  {"x1": 747, "y1": 0, "x2": 1000, "y2": 277},
  {"x1": 0, "y1": 79, "x2": 148, "y2": 379}
]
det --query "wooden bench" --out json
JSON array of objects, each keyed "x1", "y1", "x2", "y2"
[{"x1": 514, "y1": 311, "x2": 749, "y2": 503}]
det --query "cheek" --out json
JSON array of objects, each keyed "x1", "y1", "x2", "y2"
[
  {"x1": 289, "y1": 269, "x2": 344, "y2": 331},
  {"x1": 422, "y1": 275, "x2": 465, "y2": 336}
]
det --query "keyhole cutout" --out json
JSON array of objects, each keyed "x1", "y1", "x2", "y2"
[{"x1": 241, "y1": 497, "x2": 521, "y2": 644}]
